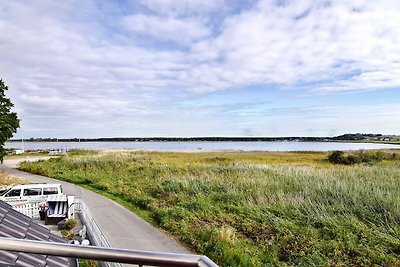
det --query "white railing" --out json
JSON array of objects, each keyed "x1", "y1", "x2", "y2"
[
  {"x1": 12, "y1": 202, "x2": 41, "y2": 219},
  {"x1": 74, "y1": 199, "x2": 122, "y2": 267}
]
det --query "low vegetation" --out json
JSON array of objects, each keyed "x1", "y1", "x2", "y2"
[
  {"x1": 0, "y1": 171, "x2": 27, "y2": 187},
  {"x1": 60, "y1": 218, "x2": 78, "y2": 240},
  {"x1": 78, "y1": 259, "x2": 99, "y2": 267},
  {"x1": 19, "y1": 150, "x2": 400, "y2": 266}
]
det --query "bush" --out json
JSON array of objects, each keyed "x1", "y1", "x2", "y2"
[
  {"x1": 60, "y1": 229, "x2": 76, "y2": 240},
  {"x1": 327, "y1": 150, "x2": 396, "y2": 165},
  {"x1": 327, "y1": 151, "x2": 345, "y2": 164},
  {"x1": 63, "y1": 219, "x2": 78, "y2": 230},
  {"x1": 78, "y1": 259, "x2": 99, "y2": 267}
]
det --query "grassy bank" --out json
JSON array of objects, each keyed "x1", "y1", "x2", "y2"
[
  {"x1": 0, "y1": 171, "x2": 27, "y2": 186},
  {"x1": 19, "y1": 150, "x2": 400, "y2": 266}
]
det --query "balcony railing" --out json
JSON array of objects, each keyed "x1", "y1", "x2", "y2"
[
  {"x1": 0, "y1": 237, "x2": 219, "y2": 267},
  {"x1": 7, "y1": 199, "x2": 216, "y2": 266}
]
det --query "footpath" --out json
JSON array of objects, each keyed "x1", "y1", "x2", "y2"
[{"x1": 0, "y1": 157, "x2": 189, "y2": 254}]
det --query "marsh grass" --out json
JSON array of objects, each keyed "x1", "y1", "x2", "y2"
[
  {"x1": 0, "y1": 171, "x2": 27, "y2": 186},
  {"x1": 19, "y1": 150, "x2": 400, "y2": 266}
]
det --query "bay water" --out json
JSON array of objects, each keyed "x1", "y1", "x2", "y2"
[{"x1": 5, "y1": 141, "x2": 399, "y2": 152}]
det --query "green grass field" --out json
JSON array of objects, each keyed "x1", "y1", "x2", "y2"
[{"x1": 19, "y1": 150, "x2": 400, "y2": 266}]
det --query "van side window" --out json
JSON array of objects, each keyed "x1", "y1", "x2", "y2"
[
  {"x1": 5, "y1": 189, "x2": 21, "y2": 197},
  {"x1": 43, "y1": 187, "x2": 58, "y2": 195},
  {"x1": 23, "y1": 188, "x2": 42, "y2": 196}
]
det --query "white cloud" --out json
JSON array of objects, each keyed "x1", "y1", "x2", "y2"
[
  {"x1": 3, "y1": 0, "x2": 400, "y2": 97},
  {"x1": 1, "y1": 0, "x2": 400, "y2": 137},
  {"x1": 121, "y1": 14, "x2": 211, "y2": 45},
  {"x1": 186, "y1": 0, "x2": 400, "y2": 93},
  {"x1": 136, "y1": 0, "x2": 225, "y2": 16}
]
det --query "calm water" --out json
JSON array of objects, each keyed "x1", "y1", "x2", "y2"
[{"x1": 5, "y1": 141, "x2": 399, "y2": 152}]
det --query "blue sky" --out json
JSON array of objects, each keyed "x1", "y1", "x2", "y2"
[{"x1": 1, "y1": 0, "x2": 400, "y2": 138}]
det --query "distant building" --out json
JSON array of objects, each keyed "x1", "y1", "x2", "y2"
[{"x1": 15, "y1": 149, "x2": 24, "y2": 155}]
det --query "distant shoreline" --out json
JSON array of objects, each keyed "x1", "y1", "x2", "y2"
[
  {"x1": 6, "y1": 139, "x2": 400, "y2": 153},
  {"x1": 9, "y1": 137, "x2": 331, "y2": 142},
  {"x1": 8, "y1": 134, "x2": 400, "y2": 145}
]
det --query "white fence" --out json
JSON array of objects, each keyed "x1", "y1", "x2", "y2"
[
  {"x1": 12, "y1": 197, "x2": 74, "y2": 220},
  {"x1": 12, "y1": 202, "x2": 41, "y2": 219}
]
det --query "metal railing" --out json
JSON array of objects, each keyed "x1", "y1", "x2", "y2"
[
  {"x1": 74, "y1": 198, "x2": 111, "y2": 247},
  {"x1": 0, "y1": 237, "x2": 219, "y2": 267},
  {"x1": 73, "y1": 199, "x2": 122, "y2": 267},
  {"x1": 74, "y1": 199, "x2": 111, "y2": 248}
]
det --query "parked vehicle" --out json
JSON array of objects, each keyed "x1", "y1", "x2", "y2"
[{"x1": 0, "y1": 183, "x2": 63, "y2": 204}]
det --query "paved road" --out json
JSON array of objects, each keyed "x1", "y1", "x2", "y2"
[{"x1": 0, "y1": 157, "x2": 190, "y2": 254}]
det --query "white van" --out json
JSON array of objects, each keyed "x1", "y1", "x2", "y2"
[{"x1": 0, "y1": 183, "x2": 63, "y2": 204}]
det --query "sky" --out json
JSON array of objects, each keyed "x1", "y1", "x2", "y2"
[{"x1": 1, "y1": 0, "x2": 400, "y2": 138}]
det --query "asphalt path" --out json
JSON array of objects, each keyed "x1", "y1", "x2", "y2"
[{"x1": 0, "y1": 157, "x2": 190, "y2": 254}]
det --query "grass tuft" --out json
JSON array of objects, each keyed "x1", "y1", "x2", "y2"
[{"x1": 0, "y1": 171, "x2": 28, "y2": 186}]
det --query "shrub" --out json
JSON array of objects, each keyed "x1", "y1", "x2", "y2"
[
  {"x1": 78, "y1": 259, "x2": 99, "y2": 267},
  {"x1": 60, "y1": 229, "x2": 76, "y2": 240},
  {"x1": 63, "y1": 219, "x2": 78, "y2": 231},
  {"x1": 327, "y1": 151, "x2": 345, "y2": 164},
  {"x1": 328, "y1": 150, "x2": 397, "y2": 165},
  {"x1": 344, "y1": 155, "x2": 361, "y2": 165}
]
